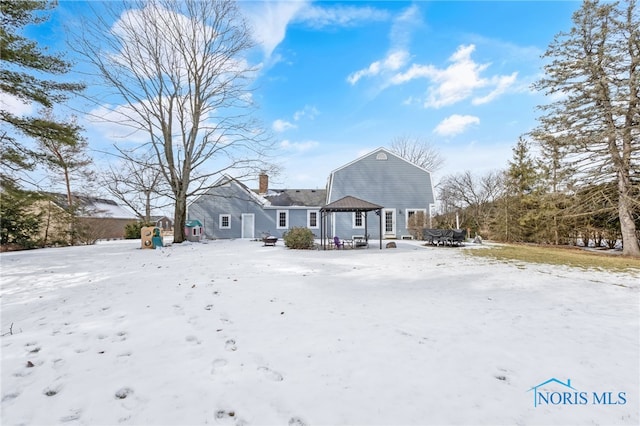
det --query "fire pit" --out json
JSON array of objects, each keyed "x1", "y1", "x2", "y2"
[{"x1": 262, "y1": 236, "x2": 278, "y2": 246}]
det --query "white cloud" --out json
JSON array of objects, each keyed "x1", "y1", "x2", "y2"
[
  {"x1": 390, "y1": 4, "x2": 422, "y2": 47},
  {"x1": 86, "y1": 104, "x2": 150, "y2": 143},
  {"x1": 473, "y1": 72, "x2": 518, "y2": 105},
  {"x1": 0, "y1": 93, "x2": 34, "y2": 117},
  {"x1": 242, "y1": 2, "x2": 389, "y2": 61},
  {"x1": 346, "y1": 5, "x2": 419, "y2": 86},
  {"x1": 241, "y1": 1, "x2": 309, "y2": 59},
  {"x1": 390, "y1": 44, "x2": 517, "y2": 108},
  {"x1": 280, "y1": 139, "x2": 319, "y2": 152},
  {"x1": 272, "y1": 119, "x2": 297, "y2": 133},
  {"x1": 347, "y1": 50, "x2": 409, "y2": 85},
  {"x1": 273, "y1": 105, "x2": 318, "y2": 135},
  {"x1": 433, "y1": 114, "x2": 480, "y2": 137},
  {"x1": 293, "y1": 105, "x2": 319, "y2": 121},
  {"x1": 297, "y1": 4, "x2": 389, "y2": 29}
]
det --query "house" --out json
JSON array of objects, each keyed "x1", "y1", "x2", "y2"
[
  {"x1": 187, "y1": 147, "x2": 435, "y2": 240},
  {"x1": 36, "y1": 193, "x2": 138, "y2": 244},
  {"x1": 151, "y1": 215, "x2": 174, "y2": 233},
  {"x1": 326, "y1": 148, "x2": 435, "y2": 240},
  {"x1": 187, "y1": 175, "x2": 326, "y2": 239}
]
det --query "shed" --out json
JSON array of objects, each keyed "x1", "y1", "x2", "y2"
[
  {"x1": 320, "y1": 196, "x2": 383, "y2": 250},
  {"x1": 184, "y1": 219, "x2": 203, "y2": 242}
]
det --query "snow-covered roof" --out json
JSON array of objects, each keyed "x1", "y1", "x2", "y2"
[{"x1": 45, "y1": 192, "x2": 138, "y2": 219}]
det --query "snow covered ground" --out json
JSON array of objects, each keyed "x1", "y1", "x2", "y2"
[{"x1": 1, "y1": 239, "x2": 638, "y2": 425}]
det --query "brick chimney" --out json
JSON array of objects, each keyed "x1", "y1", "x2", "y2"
[{"x1": 259, "y1": 173, "x2": 268, "y2": 194}]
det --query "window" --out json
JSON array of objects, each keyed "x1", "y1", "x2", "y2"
[
  {"x1": 385, "y1": 211, "x2": 394, "y2": 232},
  {"x1": 276, "y1": 210, "x2": 289, "y2": 229},
  {"x1": 353, "y1": 211, "x2": 365, "y2": 229},
  {"x1": 376, "y1": 152, "x2": 388, "y2": 160},
  {"x1": 307, "y1": 210, "x2": 319, "y2": 229},
  {"x1": 406, "y1": 209, "x2": 426, "y2": 228},
  {"x1": 219, "y1": 214, "x2": 231, "y2": 229}
]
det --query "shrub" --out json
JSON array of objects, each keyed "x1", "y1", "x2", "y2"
[
  {"x1": 408, "y1": 211, "x2": 427, "y2": 240},
  {"x1": 283, "y1": 227, "x2": 315, "y2": 249},
  {"x1": 124, "y1": 221, "x2": 155, "y2": 239}
]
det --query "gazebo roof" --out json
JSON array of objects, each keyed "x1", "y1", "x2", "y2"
[{"x1": 320, "y1": 196, "x2": 383, "y2": 212}]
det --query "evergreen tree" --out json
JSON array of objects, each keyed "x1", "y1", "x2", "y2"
[
  {"x1": 0, "y1": 0, "x2": 85, "y2": 249},
  {"x1": 501, "y1": 138, "x2": 542, "y2": 242},
  {"x1": 533, "y1": 0, "x2": 640, "y2": 256},
  {"x1": 1, "y1": 0, "x2": 85, "y2": 185}
]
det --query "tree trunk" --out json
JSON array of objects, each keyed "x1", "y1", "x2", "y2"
[
  {"x1": 173, "y1": 196, "x2": 187, "y2": 243},
  {"x1": 618, "y1": 176, "x2": 640, "y2": 256},
  {"x1": 43, "y1": 200, "x2": 52, "y2": 247},
  {"x1": 63, "y1": 165, "x2": 76, "y2": 245},
  {"x1": 145, "y1": 190, "x2": 151, "y2": 222}
]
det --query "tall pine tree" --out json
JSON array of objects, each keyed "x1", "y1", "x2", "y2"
[
  {"x1": 533, "y1": 0, "x2": 640, "y2": 256},
  {"x1": 1, "y1": 0, "x2": 85, "y2": 248}
]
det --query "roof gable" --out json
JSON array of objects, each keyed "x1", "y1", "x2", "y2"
[
  {"x1": 189, "y1": 174, "x2": 269, "y2": 208},
  {"x1": 328, "y1": 147, "x2": 432, "y2": 177}
]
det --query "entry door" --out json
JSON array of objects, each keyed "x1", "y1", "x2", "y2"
[
  {"x1": 383, "y1": 209, "x2": 396, "y2": 237},
  {"x1": 241, "y1": 214, "x2": 254, "y2": 239}
]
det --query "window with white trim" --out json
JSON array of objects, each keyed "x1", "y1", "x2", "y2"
[
  {"x1": 353, "y1": 211, "x2": 365, "y2": 229},
  {"x1": 219, "y1": 214, "x2": 231, "y2": 229},
  {"x1": 307, "y1": 210, "x2": 319, "y2": 229},
  {"x1": 406, "y1": 209, "x2": 427, "y2": 228},
  {"x1": 276, "y1": 210, "x2": 289, "y2": 229}
]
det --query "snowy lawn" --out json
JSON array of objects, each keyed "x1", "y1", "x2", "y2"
[{"x1": 1, "y1": 239, "x2": 638, "y2": 425}]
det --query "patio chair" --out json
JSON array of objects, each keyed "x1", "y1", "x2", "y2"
[{"x1": 333, "y1": 236, "x2": 344, "y2": 249}]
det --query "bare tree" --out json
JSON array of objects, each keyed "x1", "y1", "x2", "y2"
[
  {"x1": 389, "y1": 135, "x2": 445, "y2": 172},
  {"x1": 102, "y1": 148, "x2": 171, "y2": 222},
  {"x1": 437, "y1": 170, "x2": 503, "y2": 235},
  {"x1": 72, "y1": 0, "x2": 276, "y2": 243},
  {"x1": 532, "y1": 0, "x2": 640, "y2": 256}
]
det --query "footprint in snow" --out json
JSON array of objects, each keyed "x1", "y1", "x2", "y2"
[
  {"x1": 2, "y1": 391, "x2": 20, "y2": 402},
  {"x1": 186, "y1": 335, "x2": 201, "y2": 345},
  {"x1": 60, "y1": 409, "x2": 82, "y2": 423},
  {"x1": 43, "y1": 384, "x2": 62, "y2": 397},
  {"x1": 211, "y1": 358, "x2": 228, "y2": 375},
  {"x1": 215, "y1": 410, "x2": 246, "y2": 425},
  {"x1": 114, "y1": 387, "x2": 133, "y2": 399},
  {"x1": 225, "y1": 339, "x2": 237, "y2": 351},
  {"x1": 258, "y1": 366, "x2": 283, "y2": 382},
  {"x1": 288, "y1": 417, "x2": 307, "y2": 426}
]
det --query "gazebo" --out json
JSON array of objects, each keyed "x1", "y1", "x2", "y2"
[{"x1": 320, "y1": 196, "x2": 384, "y2": 250}]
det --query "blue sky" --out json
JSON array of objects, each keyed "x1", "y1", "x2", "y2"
[{"x1": 17, "y1": 0, "x2": 581, "y2": 192}]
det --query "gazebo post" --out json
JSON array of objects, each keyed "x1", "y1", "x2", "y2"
[
  {"x1": 378, "y1": 208, "x2": 382, "y2": 249},
  {"x1": 321, "y1": 210, "x2": 326, "y2": 250},
  {"x1": 363, "y1": 210, "x2": 367, "y2": 246}
]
